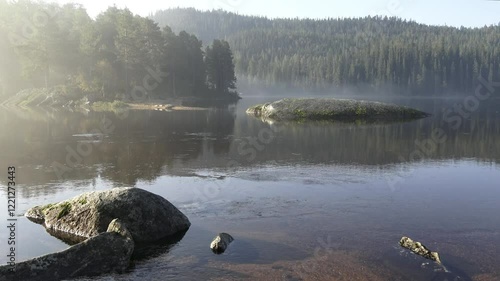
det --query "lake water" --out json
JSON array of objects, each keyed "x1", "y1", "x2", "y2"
[{"x1": 0, "y1": 94, "x2": 499, "y2": 280}]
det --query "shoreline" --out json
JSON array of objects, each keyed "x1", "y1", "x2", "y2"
[
  {"x1": 126, "y1": 95, "x2": 240, "y2": 111},
  {"x1": 127, "y1": 103, "x2": 208, "y2": 111},
  {"x1": 0, "y1": 88, "x2": 240, "y2": 111}
]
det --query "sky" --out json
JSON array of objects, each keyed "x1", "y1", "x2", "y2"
[{"x1": 51, "y1": 0, "x2": 500, "y2": 28}]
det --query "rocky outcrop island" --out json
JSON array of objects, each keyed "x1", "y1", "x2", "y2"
[{"x1": 246, "y1": 98, "x2": 429, "y2": 122}]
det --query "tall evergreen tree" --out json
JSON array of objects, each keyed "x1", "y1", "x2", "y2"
[
  {"x1": 205, "y1": 39, "x2": 237, "y2": 93},
  {"x1": 154, "y1": 8, "x2": 500, "y2": 95}
]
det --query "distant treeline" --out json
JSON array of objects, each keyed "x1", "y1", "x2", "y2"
[
  {"x1": 0, "y1": 2, "x2": 237, "y2": 101},
  {"x1": 152, "y1": 8, "x2": 500, "y2": 95}
]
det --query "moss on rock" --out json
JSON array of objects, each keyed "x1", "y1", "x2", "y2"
[
  {"x1": 25, "y1": 187, "x2": 191, "y2": 244},
  {"x1": 247, "y1": 98, "x2": 429, "y2": 122},
  {"x1": 57, "y1": 202, "x2": 72, "y2": 220}
]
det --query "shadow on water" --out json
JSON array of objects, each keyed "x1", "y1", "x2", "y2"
[
  {"x1": 256, "y1": 116, "x2": 430, "y2": 126},
  {"x1": 429, "y1": 262, "x2": 473, "y2": 281},
  {"x1": 99, "y1": 224, "x2": 311, "y2": 280},
  {"x1": 180, "y1": 98, "x2": 239, "y2": 108},
  {"x1": 132, "y1": 229, "x2": 188, "y2": 261},
  {"x1": 170, "y1": 224, "x2": 310, "y2": 265},
  {"x1": 383, "y1": 246, "x2": 473, "y2": 281},
  {"x1": 39, "y1": 223, "x2": 191, "y2": 262}
]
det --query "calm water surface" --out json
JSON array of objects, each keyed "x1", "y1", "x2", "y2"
[{"x1": 0, "y1": 94, "x2": 499, "y2": 280}]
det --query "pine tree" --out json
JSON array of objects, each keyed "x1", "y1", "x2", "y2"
[{"x1": 205, "y1": 40, "x2": 237, "y2": 93}]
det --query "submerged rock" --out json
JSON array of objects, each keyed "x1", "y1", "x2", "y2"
[
  {"x1": 210, "y1": 233, "x2": 234, "y2": 254},
  {"x1": 399, "y1": 236, "x2": 441, "y2": 264},
  {"x1": 25, "y1": 187, "x2": 190, "y2": 243},
  {"x1": 246, "y1": 98, "x2": 429, "y2": 122},
  {"x1": 0, "y1": 220, "x2": 134, "y2": 281}
]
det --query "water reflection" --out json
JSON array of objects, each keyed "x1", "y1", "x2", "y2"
[
  {"x1": 132, "y1": 229, "x2": 188, "y2": 261},
  {"x1": 0, "y1": 97, "x2": 499, "y2": 280},
  {"x1": 0, "y1": 107, "x2": 237, "y2": 190},
  {"x1": 0, "y1": 97, "x2": 499, "y2": 197}
]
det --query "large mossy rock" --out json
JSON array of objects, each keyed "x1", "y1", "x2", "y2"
[
  {"x1": 25, "y1": 187, "x2": 190, "y2": 243},
  {"x1": 0, "y1": 219, "x2": 134, "y2": 281},
  {"x1": 246, "y1": 98, "x2": 429, "y2": 122}
]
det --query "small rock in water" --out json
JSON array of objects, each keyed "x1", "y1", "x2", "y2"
[
  {"x1": 400, "y1": 236, "x2": 441, "y2": 264},
  {"x1": 210, "y1": 233, "x2": 234, "y2": 254}
]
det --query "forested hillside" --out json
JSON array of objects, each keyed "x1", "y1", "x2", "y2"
[
  {"x1": 0, "y1": 2, "x2": 237, "y2": 103},
  {"x1": 153, "y1": 8, "x2": 500, "y2": 94}
]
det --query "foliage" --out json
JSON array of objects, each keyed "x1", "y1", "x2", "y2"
[
  {"x1": 205, "y1": 39, "x2": 237, "y2": 93},
  {"x1": 153, "y1": 8, "x2": 500, "y2": 95},
  {"x1": 0, "y1": 2, "x2": 237, "y2": 101},
  {"x1": 3, "y1": 3, "x2": 498, "y2": 99}
]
